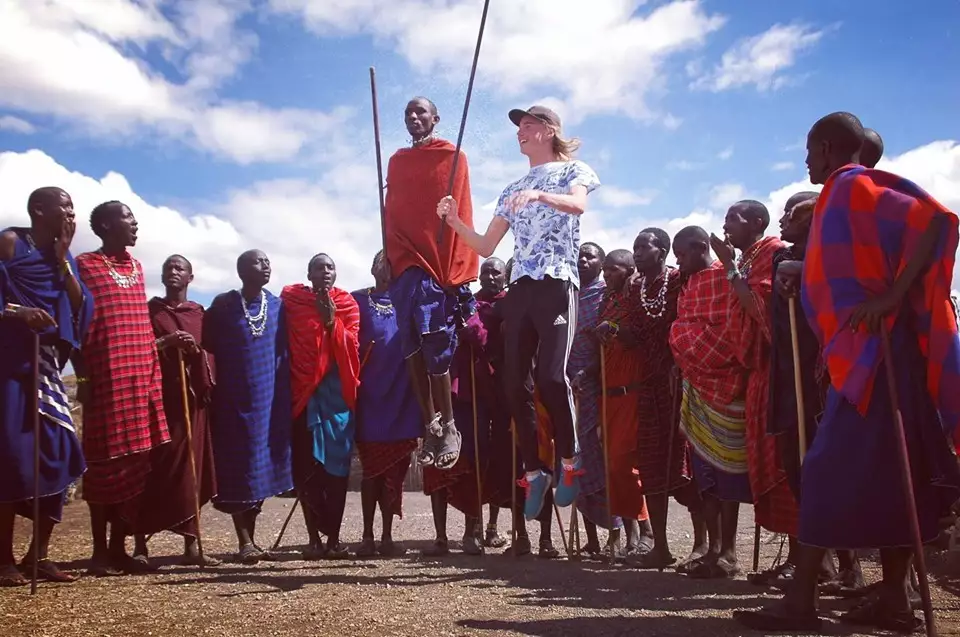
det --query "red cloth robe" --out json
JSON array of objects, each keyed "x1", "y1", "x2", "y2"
[
  {"x1": 280, "y1": 285, "x2": 360, "y2": 418},
  {"x1": 384, "y1": 139, "x2": 479, "y2": 286},
  {"x1": 727, "y1": 236, "x2": 799, "y2": 536}
]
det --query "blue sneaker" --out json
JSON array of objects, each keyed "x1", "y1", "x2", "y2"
[
  {"x1": 553, "y1": 458, "x2": 584, "y2": 507},
  {"x1": 518, "y1": 471, "x2": 549, "y2": 521}
]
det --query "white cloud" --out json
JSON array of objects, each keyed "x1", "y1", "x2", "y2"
[
  {"x1": 595, "y1": 186, "x2": 656, "y2": 208},
  {"x1": 771, "y1": 161, "x2": 795, "y2": 171},
  {"x1": 708, "y1": 182, "x2": 752, "y2": 210},
  {"x1": 269, "y1": 0, "x2": 726, "y2": 125},
  {"x1": 0, "y1": 148, "x2": 383, "y2": 298},
  {"x1": 0, "y1": 115, "x2": 36, "y2": 134},
  {"x1": 0, "y1": 0, "x2": 344, "y2": 164},
  {"x1": 667, "y1": 159, "x2": 703, "y2": 171},
  {"x1": 717, "y1": 146, "x2": 734, "y2": 160},
  {"x1": 693, "y1": 23, "x2": 828, "y2": 92}
]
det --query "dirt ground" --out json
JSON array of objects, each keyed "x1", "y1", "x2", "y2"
[{"x1": 2, "y1": 493, "x2": 959, "y2": 637}]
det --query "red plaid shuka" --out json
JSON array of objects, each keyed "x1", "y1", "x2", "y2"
[
  {"x1": 670, "y1": 262, "x2": 745, "y2": 413},
  {"x1": 803, "y1": 165, "x2": 960, "y2": 439},
  {"x1": 726, "y1": 236, "x2": 798, "y2": 535},
  {"x1": 76, "y1": 251, "x2": 169, "y2": 464}
]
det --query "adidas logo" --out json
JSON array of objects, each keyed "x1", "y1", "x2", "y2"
[{"x1": 553, "y1": 315, "x2": 567, "y2": 326}]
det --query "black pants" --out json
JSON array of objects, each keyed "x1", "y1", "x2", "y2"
[{"x1": 501, "y1": 277, "x2": 579, "y2": 472}]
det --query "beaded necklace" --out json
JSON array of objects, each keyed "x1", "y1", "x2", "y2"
[
  {"x1": 367, "y1": 288, "x2": 394, "y2": 317},
  {"x1": 98, "y1": 249, "x2": 140, "y2": 289},
  {"x1": 240, "y1": 289, "x2": 268, "y2": 338},
  {"x1": 737, "y1": 241, "x2": 764, "y2": 280},
  {"x1": 638, "y1": 269, "x2": 669, "y2": 319}
]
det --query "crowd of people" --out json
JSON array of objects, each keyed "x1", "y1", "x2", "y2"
[{"x1": 1, "y1": 97, "x2": 959, "y2": 635}]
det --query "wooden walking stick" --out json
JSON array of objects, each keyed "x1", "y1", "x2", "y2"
[
  {"x1": 177, "y1": 350, "x2": 206, "y2": 568},
  {"x1": 880, "y1": 325, "x2": 937, "y2": 637},
  {"x1": 435, "y1": 0, "x2": 492, "y2": 244},
  {"x1": 788, "y1": 297, "x2": 808, "y2": 461},
  {"x1": 599, "y1": 346, "x2": 615, "y2": 563},
  {"x1": 569, "y1": 396, "x2": 582, "y2": 560},
  {"x1": 659, "y1": 370, "x2": 682, "y2": 572},
  {"x1": 552, "y1": 500, "x2": 571, "y2": 557},
  {"x1": 30, "y1": 333, "x2": 40, "y2": 595},
  {"x1": 469, "y1": 347, "x2": 484, "y2": 553},
  {"x1": 369, "y1": 67, "x2": 387, "y2": 254},
  {"x1": 510, "y1": 419, "x2": 518, "y2": 556},
  {"x1": 272, "y1": 343, "x2": 376, "y2": 551}
]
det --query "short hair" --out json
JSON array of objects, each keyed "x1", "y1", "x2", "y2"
[
  {"x1": 732, "y1": 199, "x2": 770, "y2": 232},
  {"x1": 580, "y1": 241, "x2": 606, "y2": 262},
  {"x1": 810, "y1": 111, "x2": 865, "y2": 158},
  {"x1": 90, "y1": 200, "x2": 124, "y2": 238},
  {"x1": 638, "y1": 227, "x2": 671, "y2": 255},
  {"x1": 409, "y1": 96, "x2": 438, "y2": 116},
  {"x1": 861, "y1": 128, "x2": 884, "y2": 168},
  {"x1": 785, "y1": 191, "x2": 819, "y2": 212},
  {"x1": 482, "y1": 256, "x2": 505, "y2": 269},
  {"x1": 164, "y1": 254, "x2": 192, "y2": 271},
  {"x1": 674, "y1": 225, "x2": 709, "y2": 247},
  {"x1": 309, "y1": 252, "x2": 333, "y2": 271},
  {"x1": 606, "y1": 249, "x2": 635, "y2": 269},
  {"x1": 26, "y1": 187, "x2": 64, "y2": 220},
  {"x1": 372, "y1": 249, "x2": 384, "y2": 268}
]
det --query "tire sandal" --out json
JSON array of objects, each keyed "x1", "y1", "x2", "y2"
[
  {"x1": 462, "y1": 535, "x2": 484, "y2": 556},
  {"x1": 538, "y1": 543, "x2": 560, "y2": 559},
  {"x1": 378, "y1": 540, "x2": 406, "y2": 557},
  {"x1": 22, "y1": 559, "x2": 78, "y2": 583},
  {"x1": 355, "y1": 538, "x2": 377, "y2": 558},
  {"x1": 0, "y1": 563, "x2": 28, "y2": 587},
  {"x1": 434, "y1": 423, "x2": 462, "y2": 470},
  {"x1": 748, "y1": 561, "x2": 796, "y2": 587},
  {"x1": 324, "y1": 543, "x2": 350, "y2": 560},
  {"x1": 688, "y1": 558, "x2": 741, "y2": 579},
  {"x1": 236, "y1": 544, "x2": 262, "y2": 565},
  {"x1": 418, "y1": 413, "x2": 443, "y2": 467},
  {"x1": 841, "y1": 597, "x2": 922, "y2": 633},
  {"x1": 422, "y1": 539, "x2": 450, "y2": 557},
  {"x1": 484, "y1": 528, "x2": 507, "y2": 548},
  {"x1": 626, "y1": 550, "x2": 677, "y2": 570},
  {"x1": 503, "y1": 537, "x2": 532, "y2": 557}
]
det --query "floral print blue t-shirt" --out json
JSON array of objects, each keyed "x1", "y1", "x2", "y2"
[{"x1": 494, "y1": 160, "x2": 600, "y2": 289}]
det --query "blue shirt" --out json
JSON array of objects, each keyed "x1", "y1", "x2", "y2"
[{"x1": 494, "y1": 160, "x2": 600, "y2": 289}]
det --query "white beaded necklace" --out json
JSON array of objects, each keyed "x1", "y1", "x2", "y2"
[
  {"x1": 367, "y1": 287, "x2": 394, "y2": 317},
  {"x1": 638, "y1": 271, "x2": 668, "y2": 318},
  {"x1": 240, "y1": 289, "x2": 268, "y2": 338},
  {"x1": 98, "y1": 250, "x2": 140, "y2": 289}
]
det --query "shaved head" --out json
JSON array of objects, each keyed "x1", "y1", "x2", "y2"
[
  {"x1": 810, "y1": 112, "x2": 865, "y2": 155},
  {"x1": 675, "y1": 225, "x2": 709, "y2": 246},
  {"x1": 732, "y1": 200, "x2": 770, "y2": 231},
  {"x1": 861, "y1": 128, "x2": 884, "y2": 168},
  {"x1": 785, "y1": 191, "x2": 819, "y2": 212},
  {"x1": 605, "y1": 249, "x2": 634, "y2": 269}
]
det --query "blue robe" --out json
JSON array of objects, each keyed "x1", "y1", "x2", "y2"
[
  {"x1": 0, "y1": 228, "x2": 92, "y2": 521},
  {"x1": 203, "y1": 289, "x2": 293, "y2": 513},
  {"x1": 352, "y1": 288, "x2": 420, "y2": 443}
]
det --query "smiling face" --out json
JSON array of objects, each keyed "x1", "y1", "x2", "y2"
[
  {"x1": 238, "y1": 249, "x2": 271, "y2": 287},
  {"x1": 479, "y1": 258, "x2": 506, "y2": 295},
  {"x1": 516, "y1": 115, "x2": 552, "y2": 157},
  {"x1": 309, "y1": 254, "x2": 337, "y2": 291},
  {"x1": 161, "y1": 255, "x2": 193, "y2": 292},
  {"x1": 405, "y1": 98, "x2": 439, "y2": 141}
]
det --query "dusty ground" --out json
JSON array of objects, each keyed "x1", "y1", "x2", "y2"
[{"x1": 2, "y1": 493, "x2": 959, "y2": 637}]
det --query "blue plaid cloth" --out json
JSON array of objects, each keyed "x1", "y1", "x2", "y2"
[{"x1": 204, "y1": 290, "x2": 293, "y2": 509}]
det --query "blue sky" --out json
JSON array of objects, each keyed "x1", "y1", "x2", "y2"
[{"x1": 1, "y1": 0, "x2": 958, "y2": 305}]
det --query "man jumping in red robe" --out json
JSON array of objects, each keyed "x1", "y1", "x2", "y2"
[{"x1": 384, "y1": 97, "x2": 478, "y2": 471}]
